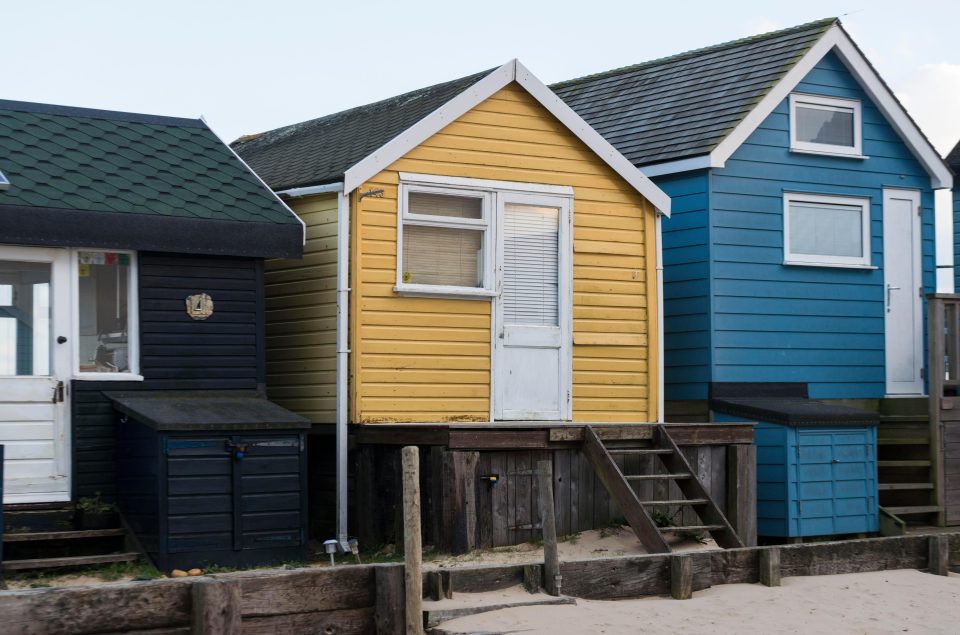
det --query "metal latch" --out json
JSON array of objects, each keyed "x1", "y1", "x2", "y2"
[
  {"x1": 52, "y1": 381, "x2": 64, "y2": 404},
  {"x1": 225, "y1": 440, "x2": 249, "y2": 460}
]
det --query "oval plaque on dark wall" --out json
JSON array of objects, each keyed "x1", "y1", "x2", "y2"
[{"x1": 185, "y1": 293, "x2": 214, "y2": 320}]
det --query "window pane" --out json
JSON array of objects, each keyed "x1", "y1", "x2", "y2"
[
  {"x1": 0, "y1": 261, "x2": 51, "y2": 376},
  {"x1": 409, "y1": 192, "x2": 482, "y2": 220},
  {"x1": 789, "y1": 201, "x2": 864, "y2": 258},
  {"x1": 402, "y1": 225, "x2": 483, "y2": 287},
  {"x1": 503, "y1": 204, "x2": 559, "y2": 326},
  {"x1": 78, "y1": 252, "x2": 131, "y2": 373},
  {"x1": 796, "y1": 104, "x2": 855, "y2": 147}
]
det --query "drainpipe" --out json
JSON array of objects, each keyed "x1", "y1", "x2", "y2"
[
  {"x1": 335, "y1": 189, "x2": 351, "y2": 551},
  {"x1": 656, "y1": 211, "x2": 665, "y2": 423}
]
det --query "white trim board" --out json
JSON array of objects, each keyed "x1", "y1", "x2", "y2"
[
  {"x1": 343, "y1": 60, "x2": 671, "y2": 215},
  {"x1": 647, "y1": 24, "x2": 953, "y2": 190}
]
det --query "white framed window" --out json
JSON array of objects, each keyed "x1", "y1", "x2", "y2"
[
  {"x1": 783, "y1": 193, "x2": 872, "y2": 268},
  {"x1": 789, "y1": 93, "x2": 863, "y2": 157},
  {"x1": 72, "y1": 249, "x2": 140, "y2": 379},
  {"x1": 396, "y1": 181, "x2": 495, "y2": 298}
]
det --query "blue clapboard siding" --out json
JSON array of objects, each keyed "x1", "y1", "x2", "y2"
[
  {"x1": 72, "y1": 252, "x2": 266, "y2": 500},
  {"x1": 656, "y1": 170, "x2": 712, "y2": 400},
  {"x1": 955, "y1": 187, "x2": 960, "y2": 292},
  {"x1": 661, "y1": 51, "x2": 935, "y2": 400}
]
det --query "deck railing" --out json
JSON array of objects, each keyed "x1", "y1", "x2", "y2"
[{"x1": 926, "y1": 294, "x2": 960, "y2": 525}]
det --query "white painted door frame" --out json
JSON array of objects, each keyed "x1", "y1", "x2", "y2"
[
  {"x1": 492, "y1": 191, "x2": 573, "y2": 421},
  {"x1": 882, "y1": 188, "x2": 924, "y2": 395},
  {"x1": 0, "y1": 244, "x2": 72, "y2": 503}
]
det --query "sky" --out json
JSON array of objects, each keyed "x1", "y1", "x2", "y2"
[{"x1": 4, "y1": 1, "x2": 960, "y2": 282}]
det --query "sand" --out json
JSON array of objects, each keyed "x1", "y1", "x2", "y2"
[{"x1": 434, "y1": 569, "x2": 960, "y2": 634}]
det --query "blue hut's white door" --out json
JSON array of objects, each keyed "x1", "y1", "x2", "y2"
[
  {"x1": 882, "y1": 188, "x2": 924, "y2": 395},
  {"x1": 493, "y1": 193, "x2": 572, "y2": 420},
  {"x1": 0, "y1": 246, "x2": 72, "y2": 503}
]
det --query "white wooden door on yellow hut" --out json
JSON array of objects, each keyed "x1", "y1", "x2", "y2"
[
  {"x1": 493, "y1": 192, "x2": 572, "y2": 420},
  {"x1": 0, "y1": 245, "x2": 72, "y2": 503}
]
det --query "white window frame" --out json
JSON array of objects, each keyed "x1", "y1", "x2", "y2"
[
  {"x1": 71, "y1": 248, "x2": 141, "y2": 380},
  {"x1": 789, "y1": 93, "x2": 863, "y2": 158},
  {"x1": 783, "y1": 192, "x2": 872, "y2": 268},
  {"x1": 395, "y1": 179, "x2": 496, "y2": 299}
]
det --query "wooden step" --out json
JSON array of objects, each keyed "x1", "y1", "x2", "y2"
[
  {"x1": 882, "y1": 505, "x2": 940, "y2": 516},
  {"x1": 644, "y1": 499, "x2": 709, "y2": 507},
  {"x1": 3, "y1": 552, "x2": 139, "y2": 572},
  {"x1": 878, "y1": 460, "x2": 932, "y2": 468},
  {"x1": 878, "y1": 483, "x2": 934, "y2": 491},
  {"x1": 607, "y1": 448, "x2": 673, "y2": 455},
  {"x1": 659, "y1": 525, "x2": 725, "y2": 533},
  {"x1": 625, "y1": 473, "x2": 691, "y2": 481},
  {"x1": 877, "y1": 438, "x2": 929, "y2": 445},
  {"x1": 3, "y1": 528, "x2": 125, "y2": 543}
]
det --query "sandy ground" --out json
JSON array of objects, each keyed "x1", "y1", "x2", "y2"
[
  {"x1": 434, "y1": 570, "x2": 960, "y2": 634},
  {"x1": 426, "y1": 525, "x2": 716, "y2": 569}
]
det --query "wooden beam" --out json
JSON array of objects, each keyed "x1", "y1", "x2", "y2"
[
  {"x1": 928, "y1": 535, "x2": 950, "y2": 576},
  {"x1": 727, "y1": 444, "x2": 758, "y2": 547},
  {"x1": 930, "y1": 295, "x2": 947, "y2": 527},
  {"x1": 401, "y1": 446, "x2": 424, "y2": 635},
  {"x1": 537, "y1": 460, "x2": 561, "y2": 596},
  {"x1": 374, "y1": 565, "x2": 405, "y2": 635},
  {"x1": 448, "y1": 430, "x2": 549, "y2": 450},
  {"x1": 759, "y1": 548, "x2": 781, "y2": 587},
  {"x1": 191, "y1": 578, "x2": 240, "y2": 635},
  {"x1": 355, "y1": 427, "x2": 449, "y2": 446},
  {"x1": 670, "y1": 555, "x2": 694, "y2": 600}
]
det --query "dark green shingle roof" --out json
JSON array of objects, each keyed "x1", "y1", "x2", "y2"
[
  {"x1": 0, "y1": 100, "x2": 298, "y2": 226},
  {"x1": 232, "y1": 69, "x2": 494, "y2": 191},
  {"x1": 551, "y1": 18, "x2": 837, "y2": 167}
]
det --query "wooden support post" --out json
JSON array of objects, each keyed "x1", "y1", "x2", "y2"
[
  {"x1": 402, "y1": 446, "x2": 424, "y2": 635},
  {"x1": 726, "y1": 444, "x2": 757, "y2": 547},
  {"x1": 537, "y1": 460, "x2": 561, "y2": 596},
  {"x1": 191, "y1": 578, "x2": 241, "y2": 635},
  {"x1": 928, "y1": 535, "x2": 950, "y2": 576},
  {"x1": 928, "y1": 296, "x2": 946, "y2": 527},
  {"x1": 522, "y1": 564, "x2": 543, "y2": 594},
  {"x1": 440, "y1": 451, "x2": 480, "y2": 554},
  {"x1": 425, "y1": 570, "x2": 452, "y2": 601},
  {"x1": 670, "y1": 554, "x2": 693, "y2": 600},
  {"x1": 759, "y1": 548, "x2": 781, "y2": 587},
  {"x1": 375, "y1": 565, "x2": 405, "y2": 635}
]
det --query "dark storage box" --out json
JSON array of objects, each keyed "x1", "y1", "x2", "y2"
[{"x1": 110, "y1": 391, "x2": 310, "y2": 571}]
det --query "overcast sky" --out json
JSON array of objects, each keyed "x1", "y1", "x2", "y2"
[{"x1": 4, "y1": 0, "x2": 960, "y2": 154}]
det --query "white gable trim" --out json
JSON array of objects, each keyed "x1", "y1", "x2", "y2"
[
  {"x1": 707, "y1": 25, "x2": 952, "y2": 189},
  {"x1": 343, "y1": 59, "x2": 671, "y2": 215}
]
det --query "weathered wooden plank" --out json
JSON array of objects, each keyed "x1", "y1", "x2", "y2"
[
  {"x1": 375, "y1": 565, "x2": 405, "y2": 635},
  {"x1": 538, "y1": 460, "x2": 561, "y2": 596},
  {"x1": 522, "y1": 564, "x2": 543, "y2": 594},
  {"x1": 237, "y1": 567, "x2": 375, "y2": 616},
  {"x1": 241, "y1": 608, "x2": 375, "y2": 635},
  {"x1": 444, "y1": 564, "x2": 525, "y2": 593},
  {"x1": 928, "y1": 535, "x2": 950, "y2": 576},
  {"x1": 726, "y1": 444, "x2": 758, "y2": 547},
  {"x1": 560, "y1": 554, "x2": 712, "y2": 600},
  {"x1": 448, "y1": 430, "x2": 550, "y2": 449},
  {"x1": 671, "y1": 554, "x2": 694, "y2": 600},
  {"x1": 354, "y1": 428, "x2": 449, "y2": 446},
  {"x1": 554, "y1": 450, "x2": 571, "y2": 537},
  {"x1": 759, "y1": 548, "x2": 781, "y2": 587},
  {"x1": 191, "y1": 578, "x2": 240, "y2": 635},
  {"x1": 549, "y1": 426, "x2": 653, "y2": 442},
  {"x1": 490, "y1": 453, "x2": 509, "y2": 547},
  {"x1": 777, "y1": 535, "x2": 928, "y2": 576},
  {"x1": 402, "y1": 447, "x2": 424, "y2": 635},
  {"x1": 708, "y1": 549, "x2": 759, "y2": 585}
]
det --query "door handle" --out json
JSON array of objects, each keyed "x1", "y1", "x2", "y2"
[
  {"x1": 52, "y1": 381, "x2": 64, "y2": 404},
  {"x1": 886, "y1": 284, "x2": 901, "y2": 312}
]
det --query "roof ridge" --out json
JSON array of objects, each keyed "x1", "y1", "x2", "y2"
[
  {"x1": 232, "y1": 68, "x2": 495, "y2": 148},
  {"x1": 550, "y1": 17, "x2": 837, "y2": 90},
  {"x1": 0, "y1": 99, "x2": 204, "y2": 128}
]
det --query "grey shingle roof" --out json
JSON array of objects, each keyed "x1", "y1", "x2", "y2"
[
  {"x1": 946, "y1": 141, "x2": 960, "y2": 174},
  {"x1": 550, "y1": 18, "x2": 836, "y2": 167},
  {"x1": 0, "y1": 100, "x2": 299, "y2": 225},
  {"x1": 232, "y1": 69, "x2": 494, "y2": 191}
]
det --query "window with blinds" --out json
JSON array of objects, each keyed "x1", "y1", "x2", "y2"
[
  {"x1": 398, "y1": 187, "x2": 490, "y2": 292},
  {"x1": 502, "y1": 203, "x2": 559, "y2": 326},
  {"x1": 790, "y1": 94, "x2": 862, "y2": 157},
  {"x1": 783, "y1": 193, "x2": 870, "y2": 267}
]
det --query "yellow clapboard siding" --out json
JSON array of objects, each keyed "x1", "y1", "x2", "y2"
[{"x1": 348, "y1": 83, "x2": 657, "y2": 422}]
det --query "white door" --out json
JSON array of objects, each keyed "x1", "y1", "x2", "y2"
[
  {"x1": 883, "y1": 188, "x2": 924, "y2": 395},
  {"x1": 493, "y1": 193, "x2": 571, "y2": 420},
  {"x1": 0, "y1": 246, "x2": 72, "y2": 503}
]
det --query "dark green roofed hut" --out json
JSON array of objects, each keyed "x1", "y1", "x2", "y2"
[{"x1": 0, "y1": 99, "x2": 309, "y2": 572}]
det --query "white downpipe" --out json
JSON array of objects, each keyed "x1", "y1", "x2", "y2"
[
  {"x1": 656, "y1": 211, "x2": 665, "y2": 423},
  {"x1": 278, "y1": 182, "x2": 344, "y2": 198},
  {"x1": 335, "y1": 189, "x2": 351, "y2": 549}
]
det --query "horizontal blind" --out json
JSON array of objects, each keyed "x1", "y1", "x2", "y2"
[
  {"x1": 402, "y1": 224, "x2": 483, "y2": 287},
  {"x1": 503, "y1": 203, "x2": 559, "y2": 326},
  {"x1": 789, "y1": 201, "x2": 863, "y2": 258}
]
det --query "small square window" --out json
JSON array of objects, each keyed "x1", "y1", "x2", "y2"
[
  {"x1": 397, "y1": 184, "x2": 493, "y2": 296},
  {"x1": 790, "y1": 94, "x2": 862, "y2": 157},
  {"x1": 77, "y1": 250, "x2": 137, "y2": 374},
  {"x1": 783, "y1": 193, "x2": 871, "y2": 267}
]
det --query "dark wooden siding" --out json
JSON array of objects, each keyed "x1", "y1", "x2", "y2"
[{"x1": 72, "y1": 252, "x2": 265, "y2": 500}]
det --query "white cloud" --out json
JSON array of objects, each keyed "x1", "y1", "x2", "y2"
[{"x1": 896, "y1": 62, "x2": 960, "y2": 155}]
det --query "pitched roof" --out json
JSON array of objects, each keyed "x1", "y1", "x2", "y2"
[
  {"x1": 0, "y1": 100, "x2": 298, "y2": 224},
  {"x1": 232, "y1": 70, "x2": 493, "y2": 191},
  {"x1": 946, "y1": 141, "x2": 960, "y2": 174},
  {"x1": 550, "y1": 18, "x2": 837, "y2": 167}
]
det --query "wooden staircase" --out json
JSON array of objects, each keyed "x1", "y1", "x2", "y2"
[
  {"x1": 581, "y1": 425, "x2": 744, "y2": 553},
  {"x1": 877, "y1": 398, "x2": 942, "y2": 524}
]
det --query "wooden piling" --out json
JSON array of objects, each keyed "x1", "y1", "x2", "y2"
[
  {"x1": 670, "y1": 554, "x2": 693, "y2": 600},
  {"x1": 928, "y1": 535, "x2": 950, "y2": 576},
  {"x1": 537, "y1": 460, "x2": 561, "y2": 596},
  {"x1": 402, "y1": 446, "x2": 424, "y2": 635},
  {"x1": 191, "y1": 578, "x2": 241, "y2": 634},
  {"x1": 759, "y1": 548, "x2": 781, "y2": 586},
  {"x1": 375, "y1": 565, "x2": 405, "y2": 634}
]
